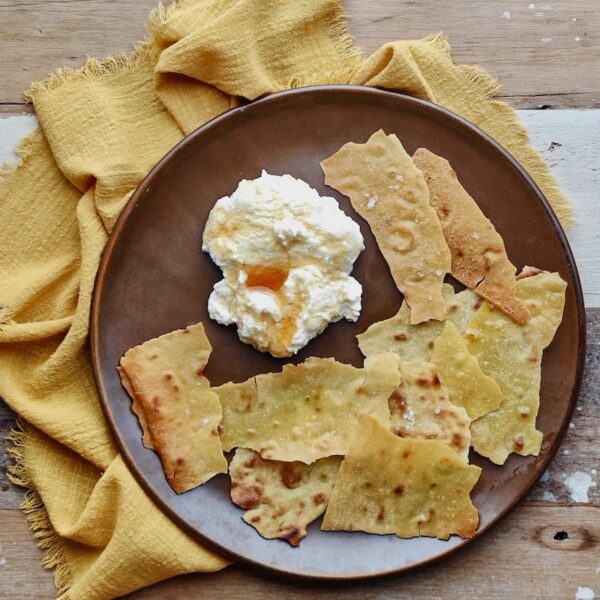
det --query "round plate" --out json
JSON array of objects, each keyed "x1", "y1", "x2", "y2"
[{"x1": 91, "y1": 86, "x2": 585, "y2": 580}]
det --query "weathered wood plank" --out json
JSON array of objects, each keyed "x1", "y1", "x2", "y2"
[
  {"x1": 0, "y1": 0, "x2": 599, "y2": 108},
  {"x1": 0, "y1": 510, "x2": 55, "y2": 599},
  {"x1": 0, "y1": 506, "x2": 598, "y2": 599},
  {"x1": 518, "y1": 109, "x2": 600, "y2": 308}
]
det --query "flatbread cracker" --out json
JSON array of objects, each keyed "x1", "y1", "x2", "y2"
[
  {"x1": 117, "y1": 366, "x2": 154, "y2": 449},
  {"x1": 229, "y1": 449, "x2": 341, "y2": 546},
  {"x1": 322, "y1": 130, "x2": 451, "y2": 324},
  {"x1": 389, "y1": 362, "x2": 471, "y2": 460},
  {"x1": 466, "y1": 269, "x2": 566, "y2": 464},
  {"x1": 322, "y1": 414, "x2": 481, "y2": 539},
  {"x1": 431, "y1": 322, "x2": 504, "y2": 421},
  {"x1": 413, "y1": 148, "x2": 530, "y2": 325},
  {"x1": 357, "y1": 284, "x2": 480, "y2": 361},
  {"x1": 216, "y1": 353, "x2": 401, "y2": 463},
  {"x1": 119, "y1": 323, "x2": 227, "y2": 493}
]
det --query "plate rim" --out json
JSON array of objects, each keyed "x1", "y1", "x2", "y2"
[{"x1": 90, "y1": 84, "x2": 586, "y2": 581}]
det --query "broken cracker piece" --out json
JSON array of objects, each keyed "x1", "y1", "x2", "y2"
[
  {"x1": 466, "y1": 270, "x2": 566, "y2": 464},
  {"x1": 413, "y1": 148, "x2": 529, "y2": 324},
  {"x1": 229, "y1": 448, "x2": 340, "y2": 546},
  {"x1": 322, "y1": 414, "x2": 481, "y2": 539},
  {"x1": 431, "y1": 321, "x2": 504, "y2": 421},
  {"x1": 118, "y1": 322, "x2": 227, "y2": 493},
  {"x1": 322, "y1": 130, "x2": 451, "y2": 324},
  {"x1": 389, "y1": 362, "x2": 471, "y2": 460},
  {"x1": 216, "y1": 353, "x2": 401, "y2": 464},
  {"x1": 357, "y1": 284, "x2": 480, "y2": 361}
]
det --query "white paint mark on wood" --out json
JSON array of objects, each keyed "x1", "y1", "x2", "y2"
[
  {"x1": 502, "y1": 10, "x2": 511, "y2": 20},
  {"x1": 564, "y1": 471, "x2": 594, "y2": 502},
  {"x1": 541, "y1": 37, "x2": 553, "y2": 42},
  {"x1": 519, "y1": 109, "x2": 600, "y2": 308},
  {"x1": 0, "y1": 115, "x2": 37, "y2": 164},
  {"x1": 575, "y1": 587, "x2": 596, "y2": 600},
  {"x1": 529, "y1": 3, "x2": 536, "y2": 8}
]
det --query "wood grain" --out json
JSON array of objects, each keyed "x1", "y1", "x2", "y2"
[
  {"x1": 0, "y1": 0, "x2": 599, "y2": 108},
  {"x1": 1, "y1": 506, "x2": 598, "y2": 599}
]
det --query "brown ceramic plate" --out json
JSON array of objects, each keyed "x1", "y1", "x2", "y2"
[{"x1": 91, "y1": 86, "x2": 585, "y2": 580}]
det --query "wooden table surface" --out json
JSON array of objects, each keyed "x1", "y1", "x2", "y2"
[{"x1": 1, "y1": 1, "x2": 599, "y2": 598}]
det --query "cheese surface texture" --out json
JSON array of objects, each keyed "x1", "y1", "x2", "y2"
[{"x1": 202, "y1": 171, "x2": 364, "y2": 357}]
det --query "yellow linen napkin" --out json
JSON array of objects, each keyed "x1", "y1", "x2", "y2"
[{"x1": 0, "y1": 1, "x2": 571, "y2": 598}]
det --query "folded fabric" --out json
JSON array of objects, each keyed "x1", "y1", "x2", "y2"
[{"x1": 0, "y1": 0, "x2": 571, "y2": 598}]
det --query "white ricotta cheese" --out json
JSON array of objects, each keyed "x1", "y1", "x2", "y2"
[{"x1": 202, "y1": 171, "x2": 364, "y2": 357}]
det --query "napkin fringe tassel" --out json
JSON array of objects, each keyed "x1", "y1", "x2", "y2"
[
  {"x1": 24, "y1": 45, "x2": 152, "y2": 105},
  {"x1": 7, "y1": 423, "x2": 73, "y2": 597}
]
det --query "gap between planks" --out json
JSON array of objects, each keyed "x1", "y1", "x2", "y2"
[{"x1": 1, "y1": 0, "x2": 600, "y2": 107}]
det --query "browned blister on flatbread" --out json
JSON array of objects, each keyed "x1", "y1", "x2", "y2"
[
  {"x1": 412, "y1": 148, "x2": 530, "y2": 325},
  {"x1": 216, "y1": 354, "x2": 401, "y2": 463},
  {"x1": 357, "y1": 284, "x2": 480, "y2": 361},
  {"x1": 119, "y1": 322, "x2": 227, "y2": 493},
  {"x1": 229, "y1": 449, "x2": 341, "y2": 546},
  {"x1": 322, "y1": 415, "x2": 481, "y2": 539},
  {"x1": 389, "y1": 362, "x2": 471, "y2": 459},
  {"x1": 322, "y1": 130, "x2": 451, "y2": 324},
  {"x1": 466, "y1": 269, "x2": 566, "y2": 464}
]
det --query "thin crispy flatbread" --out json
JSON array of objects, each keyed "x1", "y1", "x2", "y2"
[
  {"x1": 322, "y1": 130, "x2": 451, "y2": 324},
  {"x1": 357, "y1": 284, "x2": 480, "y2": 361},
  {"x1": 216, "y1": 354, "x2": 401, "y2": 463},
  {"x1": 117, "y1": 366, "x2": 153, "y2": 449},
  {"x1": 389, "y1": 362, "x2": 471, "y2": 459},
  {"x1": 322, "y1": 415, "x2": 481, "y2": 539},
  {"x1": 466, "y1": 269, "x2": 566, "y2": 464},
  {"x1": 229, "y1": 449, "x2": 341, "y2": 546},
  {"x1": 413, "y1": 148, "x2": 530, "y2": 324},
  {"x1": 119, "y1": 323, "x2": 227, "y2": 493},
  {"x1": 431, "y1": 322, "x2": 504, "y2": 421}
]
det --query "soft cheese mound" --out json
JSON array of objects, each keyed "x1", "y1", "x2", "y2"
[{"x1": 202, "y1": 171, "x2": 364, "y2": 357}]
